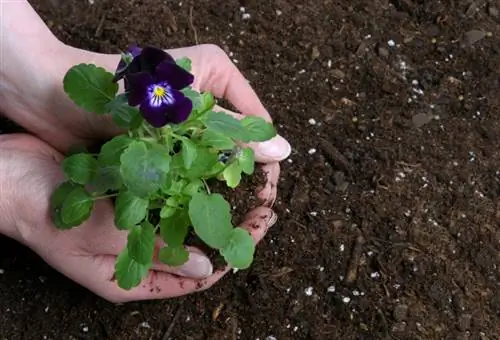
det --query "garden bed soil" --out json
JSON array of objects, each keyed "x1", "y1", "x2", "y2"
[{"x1": 1, "y1": 0, "x2": 500, "y2": 339}]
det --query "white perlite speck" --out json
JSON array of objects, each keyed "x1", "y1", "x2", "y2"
[
  {"x1": 342, "y1": 297, "x2": 351, "y2": 303},
  {"x1": 308, "y1": 118, "x2": 317, "y2": 125},
  {"x1": 0, "y1": 269, "x2": 4, "y2": 274},
  {"x1": 388, "y1": 40, "x2": 395, "y2": 47},
  {"x1": 308, "y1": 148, "x2": 316, "y2": 155},
  {"x1": 304, "y1": 287, "x2": 314, "y2": 296},
  {"x1": 266, "y1": 336, "x2": 277, "y2": 340},
  {"x1": 82, "y1": 326, "x2": 89, "y2": 333},
  {"x1": 327, "y1": 285, "x2": 336, "y2": 292}
]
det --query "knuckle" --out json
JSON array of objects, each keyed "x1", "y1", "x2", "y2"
[{"x1": 202, "y1": 44, "x2": 232, "y2": 64}]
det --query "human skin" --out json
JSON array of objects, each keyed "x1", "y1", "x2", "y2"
[{"x1": 0, "y1": 1, "x2": 291, "y2": 302}]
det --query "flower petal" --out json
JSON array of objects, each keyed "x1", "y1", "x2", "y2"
[
  {"x1": 155, "y1": 61, "x2": 194, "y2": 90},
  {"x1": 125, "y1": 72, "x2": 154, "y2": 106},
  {"x1": 139, "y1": 99, "x2": 170, "y2": 128},
  {"x1": 166, "y1": 90, "x2": 193, "y2": 123},
  {"x1": 138, "y1": 47, "x2": 175, "y2": 74},
  {"x1": 127, "y1": 45, "x2": 142, "y2": 58},
  {"x1": 114, "y1": 45, "x2": 143, "y2": 81}
]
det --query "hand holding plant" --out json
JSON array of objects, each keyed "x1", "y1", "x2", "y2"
[{"x1": 51, "y1": 46, "x2": 281, "y2": 290}]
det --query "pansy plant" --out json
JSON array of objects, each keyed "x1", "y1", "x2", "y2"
[{"x1": 51, "y1": 46, "x2": 277, "y2": 290}]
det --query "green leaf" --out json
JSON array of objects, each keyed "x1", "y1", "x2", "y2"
[
  {"x1": 240, "y1": 116, "x2": 277, "y2": 142},
  {"x1": 106, "y1": 94, "x2": 143, "y2": 129},
  {"x1": 160, "y1": 206, "x2": 177, "y2": 219},
  {"x1": 98, "y1": 135, "x2": 133, "y2": 165},
  {"x1": 182, "y1": 179, "x2": 203, "y2": 196},
  {"x1": 238, "y1": 148, "x2": 255, "y2": 175},
  {"x1": 115, "y1": 247, "x2": 150, "y2": 290},
  {"x1": 120, "y1": 141, "x2": 171, "y2": 198},
  {"x1": 61, "y1": 153, "x2": 98, "y2": 184},
  {"x1": 127, "y1": 221, "x2": 156, "y2": 265},
  {"x1": 163, "y1": 179, "x2": 187, "y2": 196},
  {"x1": 223, "y1": 162, "x2": 242, "y2": 188},
  {"x1": 182, "y1": 89, "x2": 216, "y2": 120},
  {"x1": 203, "y1": 111, "x2": 250, "y2": 142},
  {"x1": 50, "y1": 181, "x2": 79, "y2": 229},
  {"x1": 181, "y1": 138, "x2": 198, "y2": 169},
  {"x1": 188, "y1": 192, "x2": 233, "y2": 249},
  {"x1": 60, "y1": 186, "x2": 94, "y2": 226},
  {"x1": 201, "y1": 128, "x2": 236, "y2": 149},
  {"x1": 176, "y1": 57, "x2": 192, "y2": 72},
  {"x1": 160, "y1": 210, "x2": 190, "y2": 247},
  {"x1": 89, "y1": 164, "x2": 123, "y2": 194},
  {"x1": 63, "y1": 64, "x2": 118, "y2": 114},
  {"x1": 159, "y1": 246, "x2": 189, "y2": 267},
  {"x1": 114, "y1": 191, "x2": 149, "y2": 230},
  {"x1": 198, "y1": 92, "x2": 215, "y2": 113},
  {"x1": 220, "y1": 227, "x2": 255, "y2": 269},
  {"x1": 182, "y1": 147, "x2": 219, "y2": 179}
]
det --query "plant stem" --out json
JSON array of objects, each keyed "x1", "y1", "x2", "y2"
[
  {"x1": 202, "y1": 179, "x2": 211, "y2": 195},
  {"x1": 143, "y1": 123, "x2": 158, "y2": 139},
  {"x1": 91, "y1": 193, "x2": 118, "y2": 200}
]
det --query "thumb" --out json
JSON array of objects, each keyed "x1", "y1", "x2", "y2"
[{"x1": 213, "y1": 104, "x2": 292, "y2": 163}]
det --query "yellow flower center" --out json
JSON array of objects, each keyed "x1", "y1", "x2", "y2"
[{"x1": 153, "y1": 86, "x2": 166, "y2": 97}]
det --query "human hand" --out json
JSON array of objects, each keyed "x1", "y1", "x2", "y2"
[{"x1": 0, "y1": 133, "x2": 278, "y2": 302}]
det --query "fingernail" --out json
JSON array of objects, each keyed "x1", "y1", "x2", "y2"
[
  {"x1": 176, "y1": 252, "x2": 213, "y2": 278},
  {"x1": 254, "y1": 135, "x2": 291, "y2": 161},
  {"x1": 266, "y1": 211, "x2": 278, "y2": 228}
]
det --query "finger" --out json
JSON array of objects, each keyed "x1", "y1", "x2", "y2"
[
  {"x1": 87, "y1": 207, "x2": 277, "y2": 303},
  {"x1": 256, "y1": 162, "x2": 280, "y2": 208},
  {"x1": 168, "y1": 45, "x2": 271, "y2": 122},
  {"x1": 211, "y1": 104, "x2": 291, "y2": 163}
]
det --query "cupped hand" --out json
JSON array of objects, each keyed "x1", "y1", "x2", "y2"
[{"x1": 0, "y1": 133, "x2": 279, "y2": 302}]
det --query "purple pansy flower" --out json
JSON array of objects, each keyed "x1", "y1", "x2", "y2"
[
  {"x1": 125, "y1": 59, "x2": 194, "y2": 127},
  {"x1": 113, "y1": 46, "x2": 175, "y2": 83}
]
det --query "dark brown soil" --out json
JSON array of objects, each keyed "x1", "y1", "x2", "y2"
[{"x1": 2, "y1": 0, "x2": 500, "y2": 339}]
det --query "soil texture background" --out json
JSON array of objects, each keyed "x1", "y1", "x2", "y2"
[{"x1": 1, "y1": 0, "x2": 500, "y2": 339}]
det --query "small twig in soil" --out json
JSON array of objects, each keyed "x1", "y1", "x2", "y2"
[
  {"x1": 162, "y1": 306, "x2": 182, "y2": 340},
  {"x1": 188, "y1": 5, "x2": 199, "y2": 44},
  {"x1": 212, "y1": 303, "x2": 225, "y2": 321},
  {"x1": 95, "y1": 14, "x2": 106, "y2": 37},
  {"x1": 261, "y1": 266, "x2": 294, "y2": 278},
  {"x1": 318, "y1": 138, "x2": 354, "y2": 177},
  {"x1": 345, "y1": 234, "x2": 365, "y2": 284},
  {"x1": 230, "y1": 315, "x2": 238, "y2": 340},
  {"x1": 375, "y1": 308, "x2": 389, "y2": 337}
]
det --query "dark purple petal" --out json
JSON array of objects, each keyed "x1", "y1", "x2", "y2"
[
  {"x1": 166, "y1": 90, "x2": 193, "y2": 123},
  {"x1": 155, "y1": 61, "x2": 194, "y2": 90},
  {"x1": 139, "y1": 100, "x2": 170, "y2": 128},
  {"x1": 114, "y1": 45, "x2": 143, "y2": 81},
  {"x1": 125, "y1": 72, "x2": 154, "y2": 106},
  {"x1": 127, "y1": 45, "x2": 142, "y2": 58},
  {"x1": 138, "y1": 47, "x2": 175, "y2": 74}
]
